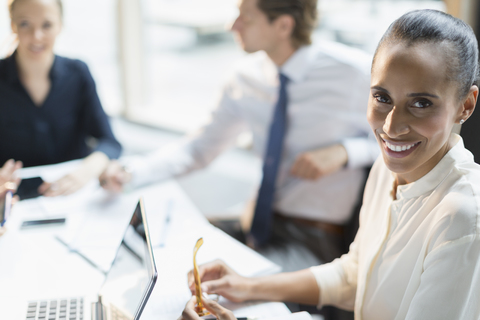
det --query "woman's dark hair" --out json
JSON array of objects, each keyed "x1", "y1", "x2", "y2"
[
  {"x1": 257, "y1": 0, "x2": 317, "y2": 48},
  {"x1": 373, "y1": 9, "x2": 479, "y2": 100}
]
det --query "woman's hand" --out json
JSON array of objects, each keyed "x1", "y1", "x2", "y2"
[
  {"x1": 0, "y1": 159, "x2": 22, "y2": 197},
  {"x1": 98, "y1": 160, "x2": 132, "y2": 193},
  {"x1": 187, "y1": 260, "x2": 253, "y2": 303},
  {"x1": 189, "y1": 260, "x2": 321, "y2": 306},
  {"x1": 178, "y1": 296, "x2": 236, "y2": 320},
  {"x1": 290, "y1": 144, "x2": 348, "y2": 180},
  {"x1": 0, "y1": 159, "x2": 22, "y2": 237},
  {"x1": 0, "y1": 159, "x2": 22, "y2": 187},
  {"x1": 40, "y1": 152, "x2": 109, "y2": 197}
]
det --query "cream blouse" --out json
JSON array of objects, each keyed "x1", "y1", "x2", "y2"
[{"x1": 311, "y1": 134, "x2": 480, "y2": 319}]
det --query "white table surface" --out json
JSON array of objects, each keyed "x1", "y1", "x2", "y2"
[{"x1": 0, "y1": 162, "x2": 289, "y2": 320}]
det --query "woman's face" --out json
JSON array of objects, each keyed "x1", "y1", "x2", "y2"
[
  {"x1": 367, "y1": 42, "x2": 469, "y2": 185},
  {"x1": 10, "y1": 0, "x2": 62, "y2": 61}
]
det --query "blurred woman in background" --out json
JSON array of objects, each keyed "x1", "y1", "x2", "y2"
[{"x1": 0, "y1": 0, "x2": 121, "y2": 196}]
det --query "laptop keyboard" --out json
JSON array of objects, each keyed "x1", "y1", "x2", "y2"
[{"x1": 26, "y1": 298, "x2": 84, "y2": 320}]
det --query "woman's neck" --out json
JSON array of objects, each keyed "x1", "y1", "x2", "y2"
[{"x1": 15, "y1": 49, "x2": 55, "y2": 80}]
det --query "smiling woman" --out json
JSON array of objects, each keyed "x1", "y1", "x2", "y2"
[
  {"x1": 368, "y1": 12, "x2": 478, "y2": 187},
  {"x1": 368, "y1": 41, "x2": 477, "y2": 185},
  {"x1": 177, "y1": 9, "x2": 480, "y2": 320},
  {"x1": 0, "y1": 0, "x2": 122, "y2": 197}
]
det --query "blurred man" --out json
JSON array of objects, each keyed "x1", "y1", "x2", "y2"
[{"x1": 101, "y1": 1, "x2": 377, "y2": 317}]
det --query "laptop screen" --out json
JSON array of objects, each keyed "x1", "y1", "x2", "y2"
[{"x1": 98, "y1": 198, "x2": 157, "y2": 319}]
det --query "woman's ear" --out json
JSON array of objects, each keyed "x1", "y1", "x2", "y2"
[{"x1": 458, "y1": 85, "x2": 478, "y2": 124}]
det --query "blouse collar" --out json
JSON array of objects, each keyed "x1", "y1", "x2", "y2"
[
  {"x1": 4, "y1": 51, "x2": 61, "y2": 84},
  {"x1": 395, "y1": 134, "x2": 473, "y2": 200}
]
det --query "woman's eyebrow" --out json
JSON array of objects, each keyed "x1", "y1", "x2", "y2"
[
  {"x1": 407, "y1": 92, "x2": 440, "y2": 99},
  {"x1": 371, "y1": 86, "x2": 389, "y2": 93},
  {"x1": 371, "y1": 86, "x2": 440, "y2": 99}
]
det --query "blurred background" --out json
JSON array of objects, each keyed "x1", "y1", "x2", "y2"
[{"x1": 0, "y1": 0, "x2": 477, "y2": 217}]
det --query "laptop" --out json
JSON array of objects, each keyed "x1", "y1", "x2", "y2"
[{"x1": 24, "y1": 198, "x2": 158, "y2": 320}]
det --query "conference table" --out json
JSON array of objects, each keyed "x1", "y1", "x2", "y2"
[{"x1": 0, "y1": 161, "x2": 292, "y2": 320}]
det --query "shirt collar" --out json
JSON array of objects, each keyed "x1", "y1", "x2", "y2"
[
  {"x1": 4, "y1": 51, "x2": 62, "y2": 83},
  {"x1": 396, "y1": 134, "x2": 472, "y2": 200},
  {"x1": 279, "y1": 45, "x2": 313, "y2": 83}
]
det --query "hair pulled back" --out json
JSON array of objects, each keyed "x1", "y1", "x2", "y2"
[{"x1": 374, "y1": 9, "x2": 479, "y2": 100}]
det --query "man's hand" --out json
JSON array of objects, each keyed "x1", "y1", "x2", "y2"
[
  {"x1": 290, "y1": 144, "x2": 348, "y2": 180},
  {"x1": 178, "y1": 296, "x2": 236, "y2": 320},
  {"x1": 187, "y1": 260, "x2": 252, "y2": 303},
  {"x1": 98, "y1": 161, "x2": 131, "y2": 193}
]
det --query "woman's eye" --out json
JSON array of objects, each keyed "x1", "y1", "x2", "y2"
[
  {"x1": 412, "y1": 100, "x2": 432, "y2": 108},
  {"x1": 43, "y1": 22, "x2": 52, "y2": 29},
  {"x1": 19, "y1": 21, "x2": 29, "y2": 28},
  {"x1": 373, "y1": 94, "x2": 390, "y2": 104}
]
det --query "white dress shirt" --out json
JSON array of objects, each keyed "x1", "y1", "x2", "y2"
[
  {"x1": 127, "y1": 42, "x2": 378, "y2": 224},
  {"x1": 311, "y1": 134, "x2": 480, "y2": 319}
]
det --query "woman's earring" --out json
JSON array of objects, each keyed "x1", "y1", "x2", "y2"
[{"x1": 460, "y1": 119, "x2": 465, "y2": 125}]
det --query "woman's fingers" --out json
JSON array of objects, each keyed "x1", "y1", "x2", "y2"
[
  {"x1": 188, "y1": 259, "x2": 231, "y2": 293},
  {"x1": 187, "y1": 260, "x2": 248, "y2": 303},
  {"x1": 1, "y1": 160, "x2": 22, "y2": 194},
  {"x1": 42, "y1": 178, "x2": 73, "y2": 197},
  {"x1": 201, "y1": 277, "x2": 229, "y2": 295},
  {"x1": 38, "y1": 182, "x2": 51, "y2": 195},
  {"x1": 178, "y1": 296, "x2": 236, "y2": 320},
  {"x1": 0, "y1": 159, "x2": 15, "y2": 179},
  {"x1": 178, "y1": 296, "x2": 201, "y2": 320},
  {"x1": 0, "y1": 159, "x2": 21, "y2": 183},
  {"x1": 202, "y1": 298, "x2": 236, "y2": 320}
]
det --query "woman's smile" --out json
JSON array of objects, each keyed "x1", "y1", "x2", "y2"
[{"x1": 381, "y1": 137, "x2": 421, "y2": 158}]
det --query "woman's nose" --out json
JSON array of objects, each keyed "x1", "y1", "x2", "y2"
[
  {"x1": 383, "y1": 106, "x2": 410, "y2": 138},
  {"x1": 33, "y1": 28, "x2": 44, "y2": 40}
]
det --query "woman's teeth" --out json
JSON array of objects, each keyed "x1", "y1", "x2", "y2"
[{"x1": 385, "y1": 141, "x2": 418, "y2": 152}]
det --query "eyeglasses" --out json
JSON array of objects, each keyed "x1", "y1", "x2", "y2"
[{"x1": 193, "y1": 237, "x2": 209, "y2": 316}]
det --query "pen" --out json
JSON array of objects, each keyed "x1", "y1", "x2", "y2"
[
  {"x1": 55, "y1": 235, "x2": 107, "y2": 275},
  {"x1": 157, "y1": 199, "x2": 173, "y2": 248}
]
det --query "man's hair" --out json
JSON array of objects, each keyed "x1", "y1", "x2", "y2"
[
  {"x1": 373, "y1": 9, "x2": 479, "y2": 100},
  {"x1": 8, "y1": 0, "x2": 63, "y2": 18},
  {"x1": 257, "y1": 0, "x2": 318, "y2": 48}
]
